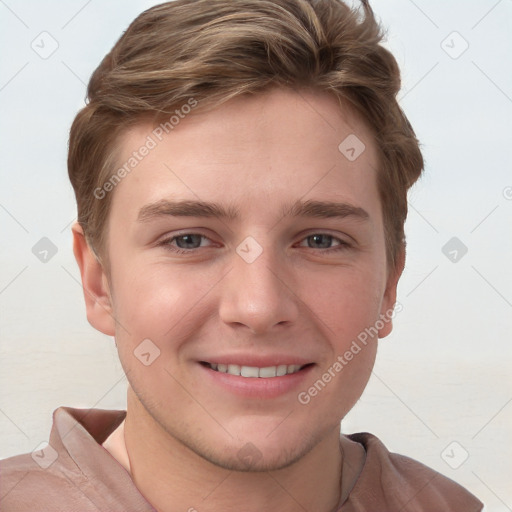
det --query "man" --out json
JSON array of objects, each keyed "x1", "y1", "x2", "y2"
[{"x1": 0, "y1": 0, "x2": 484, "y2": 510}]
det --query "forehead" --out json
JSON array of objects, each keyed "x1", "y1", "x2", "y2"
[{"x1": 108, "y1": 87, "x2": 381, "y2": 225}]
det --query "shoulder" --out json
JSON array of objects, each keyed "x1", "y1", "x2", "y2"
[
  {"x1": 0, "y1": 451, "x2": 95, "y2": 511},
  {"x1": 0, "y1": 405, "x2": 128, "y2": 511},
  {"x1": 343, "y1": 432, "x2": 484, "y2": 512}
]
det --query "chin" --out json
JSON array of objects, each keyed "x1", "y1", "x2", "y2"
[
  {"x1": 195, "y1": 422, "x2": 323, "y2": 473},
  {"x1": 200, "y1": 441, "x2": 312, "y2": 473}
]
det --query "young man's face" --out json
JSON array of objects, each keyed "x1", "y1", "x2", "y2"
[{"x1": 78, "y1": 87, "x2": 401, "y2": 471}]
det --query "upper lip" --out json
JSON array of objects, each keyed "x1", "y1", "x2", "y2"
[{"x1": 199, "y1": 355, "x2": 314, "y2": 368}]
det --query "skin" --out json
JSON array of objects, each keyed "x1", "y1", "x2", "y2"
[{"x1": 72, "y1": 87, "x2": 404, "y2": 512}]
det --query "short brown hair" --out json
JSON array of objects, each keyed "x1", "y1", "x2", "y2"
[{"x1": 68, "y1": 0, "x2": 423, "y2": 271}]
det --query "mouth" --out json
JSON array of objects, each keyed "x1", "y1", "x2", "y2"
[{"x1": 200, "y1": 361, "x2": 313, "y2": 378}]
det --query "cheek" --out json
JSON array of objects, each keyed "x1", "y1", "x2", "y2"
[
  {"x1": 297, "y1": 269, "x2": 380, "y2": 421},
  {"x1": 109, "y1": 258, "x2": 189, "y2": 334},
  {"x1": 109, "y1": 259, "x2": 217, "y2": 380},
  {"x1": 109, "y1": 264, "x2": 192, "y2": 407},
  {"x1": 302, "y1": 263, "x2": 385, "y2": 346}
]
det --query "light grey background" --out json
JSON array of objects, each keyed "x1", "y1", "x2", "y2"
[{"x1": 1, "y1": 0, "x2": 511, "y2": 510}]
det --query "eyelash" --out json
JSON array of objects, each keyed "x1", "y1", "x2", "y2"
[{"x1": 157, "y1": 232, "x2": 351, "y2": 255}]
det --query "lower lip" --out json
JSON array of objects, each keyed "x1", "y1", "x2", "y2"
[{"x1": 198, "y1": 363, "x2": 315, "y2": 399}]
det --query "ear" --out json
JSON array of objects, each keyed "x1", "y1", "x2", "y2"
[
  {"x1": 71, "y1": 222, "x2": 116, "y2": 336},
  {"x1": 378, "y1": 246, "x2": 405, "y2": 339}
]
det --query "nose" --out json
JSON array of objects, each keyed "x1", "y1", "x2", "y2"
[{"x1": 218, "y1": 238, "x2": 300, "y2": 335}]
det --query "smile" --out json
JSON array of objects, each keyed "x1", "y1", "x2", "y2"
[{"x1": 202, "y1": 362, "x2": 309, "y2": 378}]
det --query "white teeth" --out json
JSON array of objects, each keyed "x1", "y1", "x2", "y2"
[
  {"x1": 240, "y1": 366, "x2": 259, "y2": 378},
  {"x1": 227, "y1": 364, "x2": 240, "y2": 375},
  {"x1": 259, "y1": 366, "x2": 277, "y2": 378},
  {"x1": 207, "y1": 363, "x2": 305, "y2": 378},
  {"x1": 276, "y1": 364, "x2": 288, "y2": 376}
]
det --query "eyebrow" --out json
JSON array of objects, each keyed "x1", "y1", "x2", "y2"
[{"x1": 137, "y1": 198, "x2": 370, "y2": 223}]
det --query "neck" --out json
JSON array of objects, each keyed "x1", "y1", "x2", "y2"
[{"x1": 106, "y1": 388, "x2": 359, "y2": 512}]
